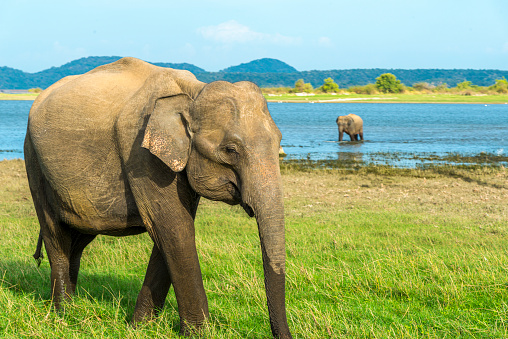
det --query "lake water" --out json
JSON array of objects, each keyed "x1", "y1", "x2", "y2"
[
  {"x1": 1, "y1": 100, "x2": 507, "y2": 167},
  {"x1": 0, "y1": 101, "x2": 31, "y2": 160},
  {"x1": 269, "y1": 102, "x2": 508, "y2": 165}
]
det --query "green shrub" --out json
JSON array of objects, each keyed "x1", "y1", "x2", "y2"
[
  {"x1": 348, "y1": 83, "x2": 379, "y2": 95},
  {"x1": 375, "y1": 73, "x2": 404, "y2": 93},
  {"x1": 261, "y1": 87, "x2": 292, "y2": 94},
  {"x1": 456, "y1": 80, "x2": 472, "y2": 90},
  {"x1": 412, "y1": 82, "x2": 434, "y2": 92},
  {"x1": 319, "y1": 77, "x2": 339, "y2": 93},
  {"x1": 433, "y1": 83, "x2": 450, "y2": 93},
  {"x1": 489, "y1": 78, "x2": 508, "y2": 94}
]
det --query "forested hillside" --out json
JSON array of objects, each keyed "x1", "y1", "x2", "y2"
[
  {"x1": 221, "y1": 58, "x2": 297, "y2": 73},
  {"x1": 1, "y1": 56, "x2": 507, "y2": 89},
  {"x1": 0, "y1": 56, "x2": 206, "y2": 89}
]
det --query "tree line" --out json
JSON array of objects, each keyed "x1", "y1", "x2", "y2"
[
  {"x1": 197, "y1": 69, "x2": 508, "y2": 89},
  {"x1": 3, "y1": 56, "x2": 508, "y2": 90},
  {"x1": 261, "y1": 73, "x2": 508, "y2": 95}
]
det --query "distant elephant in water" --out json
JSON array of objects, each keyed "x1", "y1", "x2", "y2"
[
  {"x1": 336, "y1": 113, "x2": 364, "y2": 141},
  {"x1": 24, "y1": 57, "x2": 292, "y2": 338}
]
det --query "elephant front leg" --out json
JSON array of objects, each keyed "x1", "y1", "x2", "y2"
[
  {"x1": 128, "y1": 164, "x2": 207, "y2": 335},
  {"x1": 133, "y1": 244, "x2": 172, "y2": 323},
  {"x1": 132, "y1": 176, "x2": 208, "y2": 335},
  {"x1": 155, "y1": 224, "x2": 209, "y2": 335}
]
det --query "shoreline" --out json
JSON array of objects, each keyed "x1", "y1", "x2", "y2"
[
  {"x1": 3, "y1": 152, "x2": 507, "y2": 169},
  {"x1": 267, "y1": 99, "x2": 508, "y2": 104},
  {"x1": 0, "y1": 94, "x2": 38, "y2": 101},
  {"x1": 3, "y1": 98, "x2": 505, "y2": 104},
  {"x1": 266, "y1": 95, "x2": 508, "y2": 104},
  {"x1": 2, "y1": 93, "x2": 507, "y2": 105},
  {"x1": 265, "y1": 92, "x2": 508, "y2": 104}
]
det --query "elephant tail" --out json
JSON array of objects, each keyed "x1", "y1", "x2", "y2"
[{"x1": 33, "y1": 231, "x2": 44, "y2": 267}]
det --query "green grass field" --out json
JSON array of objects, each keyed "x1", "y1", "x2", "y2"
[
  {"x1": 0, "y1": 93, "x2": 39, "y2": 101},
  {"x1": 265, "y1": 93, "x2": 508, "y2": 104},
  {"x1": 2, "y1": 92, "x2": 508, "y2": 104},
  {"x1": 1, "y1": 159, "x2": 507, "y2": 338}
]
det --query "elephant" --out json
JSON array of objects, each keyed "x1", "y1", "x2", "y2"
[
  {"x1": 336, "y1": 113, "x2": 364, "y2": 141},
  {"x1": 24, "y1": 57, "x2": 292, "y2": 338}
]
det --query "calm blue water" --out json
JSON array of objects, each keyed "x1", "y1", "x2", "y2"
[
  {"x1": 0, "y1": 101, "x2": 31, "y2": 160},
  {"x1": 268, "y1": 102, "x2": 508, "y2": 164},
  {"x1": 1, "y1": 100, "x2": 507, "y2": 166}
]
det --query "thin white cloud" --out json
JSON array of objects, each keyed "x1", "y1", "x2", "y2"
[
  {"x1": 318, "y1": 37, "x2": 333, "y2": 48},
  {"x1": 198, "y1": 20, "x2": 260, "y2": 43},
  {"x1": 197, "y1": 20, "x2": 300, "y2": 45},
  {"x1": 179, "y1": 43, "x2": 196, "y2": 57},
  {"x1": 53, "y1": 41, "x2": 86, "y2": 55}
]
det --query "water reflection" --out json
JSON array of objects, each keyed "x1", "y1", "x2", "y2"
[
  {"x1": 336, "y1": 151, "x2": 365, "y2": 164},
  {"x1": 337, "y1": 141, "x2": 364, "y2": 147}
]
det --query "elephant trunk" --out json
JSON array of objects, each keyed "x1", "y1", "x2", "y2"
[{"x1": 241, "y1": 156, "x2": 292, "y2": 339}]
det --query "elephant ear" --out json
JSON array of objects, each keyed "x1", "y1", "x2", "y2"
[{"x1": 142, "y1": 94, "x2": 192, "y2": 172}]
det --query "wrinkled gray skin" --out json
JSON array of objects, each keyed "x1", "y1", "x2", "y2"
[
  {"x1": 24, "y1": 57, "x2": 292, "y2": 338},
  {"x1": 336, "y1": 113, "x2": 364, "y2": 141}
]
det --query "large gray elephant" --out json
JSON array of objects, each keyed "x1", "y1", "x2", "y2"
[
  {"x1": 336, "y1": 113, "x2": 364, "y2": 141},
  {"x1": 24, "y1": 57, "x2": 292, "y2": 338}
]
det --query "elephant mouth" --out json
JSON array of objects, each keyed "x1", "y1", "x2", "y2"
[{"x1": 228, "y1": 180, "x2": 255, "y2": 218}]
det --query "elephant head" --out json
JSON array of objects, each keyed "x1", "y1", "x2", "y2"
[
  {"x1": 336, "y1": 113, "x2": 363, "y2": 142},
  {"x1": 336, "y1": 115, "x2": 351, "y2": 141},
  {"x1": 142, "y1": 80, "x2": 291, "y2": 338}
]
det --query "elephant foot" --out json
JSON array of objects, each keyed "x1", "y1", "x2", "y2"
[
  {"x1": 132, "y1": 303, "x2": 161, "y2": 325},
  {"x1": 179, "y1": 319, "x2": 208, "y2": 337}
]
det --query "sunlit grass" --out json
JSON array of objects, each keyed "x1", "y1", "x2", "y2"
[
  {"x1": 1, "y1": 159, "x2": 507, "y2": 338},
  {"x1": 265, "y1": 92, "x2": 508, "y2": 104},
  {"x1": 2, "y1": 91, "x2": 508, "y2": 104},
  {"x1": 0, "y1": 93, "x2": 39, "y2": 101}
]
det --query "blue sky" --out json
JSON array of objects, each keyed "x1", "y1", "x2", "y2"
[{"x1": 1, "y1": 0, "x2": 507, "y2": 73}]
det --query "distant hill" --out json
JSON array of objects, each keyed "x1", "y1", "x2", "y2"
[
  {"x1": 1, "y1": 56, "x2": 507, "y2": 89},
  {"x1": 221, "y1": 58, "x2": 297, "y2": 73},
  {"x1": 0, "y1": 66, "x2": 31, "y2": 89},
  {"x1": 0, "y1": 56, "x2": 206, "y2": 89}
]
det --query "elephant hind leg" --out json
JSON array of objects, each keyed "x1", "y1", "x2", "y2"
[
  {"x1": 44, "y1": 222, "x2": 96, "y2": 307},
  {"x1": 33, "y1": 199, "x2": 95, "y2": 304},
  {"x1": 37, "y1": 213, "x2": 74, "y2": 308},
  {"x1": 132, "y1": 244, "x2": 172, "y2": 323},
  {"x1": 26, "y1": 164, "x2": 73, "y2": 307}
]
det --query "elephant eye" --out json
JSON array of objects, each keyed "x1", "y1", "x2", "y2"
[{"x1": 225, "y1": 145, "x2": 238, "y2": 154}]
